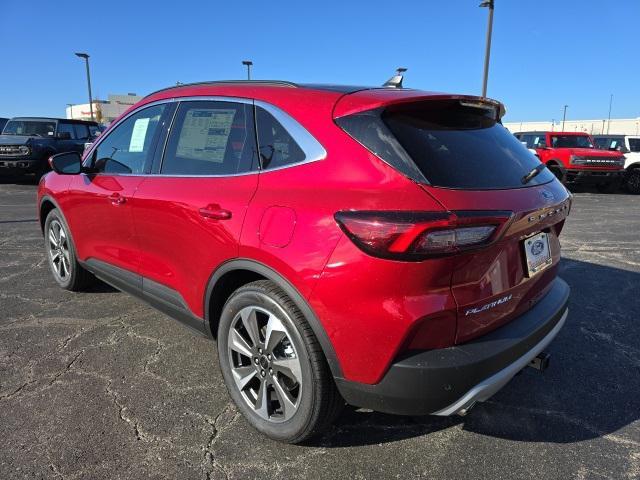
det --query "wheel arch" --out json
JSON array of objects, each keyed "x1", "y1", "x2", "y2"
[
  {"x1": 204, "y1": 259, "x2": 343, "y2": 378},
  {"x1": 39, "y1": 195, "x2": 62, "y2": 234}
]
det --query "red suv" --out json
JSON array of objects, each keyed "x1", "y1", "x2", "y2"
[
  {"x1": 38, "y1": 81, "x2": 571, "y2": 443},
  {"x1": 514, "y1": 131, "x2": 625, "y2": 191}
]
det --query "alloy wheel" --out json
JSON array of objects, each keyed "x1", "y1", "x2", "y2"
[
  {"x1": 47, "y1": 219, "x2": 71, "y2": 281},
  {"x1": 227, "y1": 305, "x2": 302, "y2": 423}
]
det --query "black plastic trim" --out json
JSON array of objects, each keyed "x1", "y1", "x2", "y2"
[
  {"x1": 335, "y1": 277, "x2": 570, "y2": 415},
  {"x1": 204, "y1": 258, "x2": 343, "y2": 378},
  {"x1": 82, "y1": 259, "x2": 207, "y2": 337}
]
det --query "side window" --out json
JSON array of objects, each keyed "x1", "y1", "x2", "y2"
[
  {"x1": 57, "y1": 123, "x2": 76, "y2": 139},
  {"x1": 74, "y1": 124, "x2": 90, "y2": 140},
  {"x1": 91, "y1": 104, "x2": 166, "y2": 174},
  {"x1": 629, "y1": 138, "x2": 640, "y2": 152},
  {"x1": 256, "y1": 107, "x2": 306, "y2": 169},
  {"x1": 161, "y1": 101, "x2": 256, "y2": 175}
]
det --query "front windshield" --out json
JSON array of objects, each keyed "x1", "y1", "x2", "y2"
[
  {"x1": 3, "y1": 120, "x2": 56, "y2": 137},
  {"x1": 550, "y1": 134, "x2": 594, "y2": 149}
]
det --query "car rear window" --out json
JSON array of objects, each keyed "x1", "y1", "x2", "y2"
[{"x1": 336, "y1": 100, "x2": 555, "y2": 189}]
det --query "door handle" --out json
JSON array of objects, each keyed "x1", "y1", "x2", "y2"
[
  {"x1": 109, "y1": 193, "x2": 126, "y2": 206},
  {"x1": 199, "y1": 206, "x2": 232, "y2": 220}
]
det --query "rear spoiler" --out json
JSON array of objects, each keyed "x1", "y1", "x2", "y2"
[{"x1": 333, "y1": 91, "x2": 507, "y2": 121}]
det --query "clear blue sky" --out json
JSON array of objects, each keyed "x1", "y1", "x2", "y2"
[{"x1": 1, "y1": 0, "x2": 638, "y2": 122}]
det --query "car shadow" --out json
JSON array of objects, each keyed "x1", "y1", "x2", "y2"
[{"x1": 316, "y1": 257, "x2": 640, "y2": 447}]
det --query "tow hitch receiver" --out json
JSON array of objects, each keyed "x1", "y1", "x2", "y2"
[{"x1": 528, "y1": 352, "x2": 550, "y2": 372}]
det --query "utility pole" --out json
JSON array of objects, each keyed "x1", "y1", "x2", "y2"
[
  {"x1": 74, "y1": 52, "x2": 94, "y2": 121},
  {"x1": 562, "y1": 105, "x2": 568, "y2": 131},
  {"x1": 480, "y1": 0, "x2": 494, "y2": 97},
  {"x1": 607, "y1": 94, "x2": 613, "y2": 134},
  {"x1": 242, "y1": 60, "x2": 253, "y2": 80},
  {"x1": 67, "y1": 103, "x2": 74, "y2": 119}
]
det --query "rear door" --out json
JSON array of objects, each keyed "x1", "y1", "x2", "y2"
[
  {"x1": 133, "y1": 99, "x2": 259, "y2": 318},
  {"x1": 66, "y1": 103, "x2": 169, "y2": 278}
]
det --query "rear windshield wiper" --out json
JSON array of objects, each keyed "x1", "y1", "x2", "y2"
[{"x1": 521, "y1": 163, "x2": 547, "y2": 185}]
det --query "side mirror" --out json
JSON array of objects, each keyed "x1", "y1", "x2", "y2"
[
  {"x1": 536, "y1": 142, "x2": 547, "y2": 149},
  {"x1": 57, "y1": 132, "x2": 72, "y2": 140},
  {"x1": 83, "y1": 142, "x2": 93, "y2": 152},
  {"x1": 49, "y1": 152, "x2": 82, "y2": 175}
]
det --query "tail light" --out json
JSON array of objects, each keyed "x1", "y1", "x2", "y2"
[{"x1": 334, "y1": 210, "x2": 512, "y2": 260}]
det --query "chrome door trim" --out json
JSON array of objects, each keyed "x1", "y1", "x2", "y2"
[{"x1": 82, "y1": 95, "x2": 327, "y2": 178}]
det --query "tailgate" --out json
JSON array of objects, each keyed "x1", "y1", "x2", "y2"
[{"x1": 421, "y1": 181, "x2": 571, "y2": 343}]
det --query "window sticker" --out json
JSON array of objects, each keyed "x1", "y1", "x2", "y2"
[
  {"x1": 176, "y1": 109, "x2": 236, "y2": 163},
  {"x1": 129, "y1": 118, "x2": 150, "y2": 153}
]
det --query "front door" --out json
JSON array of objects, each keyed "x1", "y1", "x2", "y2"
[
  {"x1": 65, "y1": 103, "x2": 170, "y2": 279},
  {"x1": 133, "y1": 99, "x2": 259, "y2": 317}
]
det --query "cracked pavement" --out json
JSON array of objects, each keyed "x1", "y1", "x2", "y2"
[{"x1": 0, "y1": 178, "x2": 639, "y2": 479}]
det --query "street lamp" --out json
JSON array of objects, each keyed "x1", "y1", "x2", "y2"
[
  {"x1": 562, "y1": 105, "x2": 568, "y2": 131},
  {"x1": 479, "y1": 0, "x2": 494, "y2": 97},
  {"x1": 242, "y1": 60, "x2": 253, "y2": 80},
  {"x1": 74, "y1": 52, "x2": 94, "y2": 121},
  {"x1": 607, "y1": 94, "x2": 613, "y2": 134}
]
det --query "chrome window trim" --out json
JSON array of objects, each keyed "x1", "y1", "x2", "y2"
[{"x1": 83, "y1": 95, "x2": 327, "y2": 178}]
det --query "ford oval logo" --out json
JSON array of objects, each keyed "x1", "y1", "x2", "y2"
[
  {"x1": 531, "y1": 239, "x2": 545, "y2": 256},
  {"x1": 541, "y1": 190, "x2": 554, "y2": 201}
]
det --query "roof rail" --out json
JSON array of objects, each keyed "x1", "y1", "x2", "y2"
[{"x1": 144, "y1": 80, "x2": 299, "y2": 98}]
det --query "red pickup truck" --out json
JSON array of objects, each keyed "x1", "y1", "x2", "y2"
[{"x1": 514, "y1": 131, "x2": 625, "y2": 191}]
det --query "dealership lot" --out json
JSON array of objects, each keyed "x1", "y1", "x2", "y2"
[{"x1": 0, "y1": 179, "x2": 638, "y2": 479}]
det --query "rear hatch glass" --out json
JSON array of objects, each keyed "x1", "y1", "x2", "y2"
[{"x1": 336, "y1": 99, "x2": 556, "y2": 189}]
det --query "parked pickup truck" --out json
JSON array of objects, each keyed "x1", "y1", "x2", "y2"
[
  {"x1": 0, "y1": 117, "x2": 99, "y2": 180},
  {"x1": 514, "y1": 131, "x2": 625, "y2": 192},
  {"x1": 593, "y1": 134, "x2": 640, "y2": 194}
]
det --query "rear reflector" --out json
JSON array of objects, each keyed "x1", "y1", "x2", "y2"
[{"x1": 335, "y1": 210, "x2": 512, "y2": 260}]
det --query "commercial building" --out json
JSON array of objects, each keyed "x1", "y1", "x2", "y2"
[
  {"x1": 504, "y1": 118, "x2": 640, "y2": 136},
  {"x1": 66, "y1": 93, "x2": 142, "y2": 124}
]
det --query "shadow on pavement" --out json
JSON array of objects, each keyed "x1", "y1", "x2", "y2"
[{"x1": 317, "y1": 257, "x2": 640, "y2": 447}]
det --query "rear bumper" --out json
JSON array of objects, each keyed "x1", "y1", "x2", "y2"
[
  {"x1": 0, "y1": 158, "x2": 44, "y2": 175},
  {"x1": 564, "y1": 168, "x2": 623, "y2": 184},
  {"x1": 335, "y1": 277, "x2": 570, "y2": 416}
]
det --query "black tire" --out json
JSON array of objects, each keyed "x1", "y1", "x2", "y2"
[
  {"x1": 217, "y1": 280, "x2": 343, "y2": 443},
  {"x1": 547, "y1": 164, "x2": 564, "y2": 182},
  {"x1": 624, "y1": 168, "x2": 640, "y2": 194},
  {"x1": 44, "y1": 208, "x2": 95, "y2": 291}
]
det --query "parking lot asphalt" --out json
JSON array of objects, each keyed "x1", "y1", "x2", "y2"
[{"x1": 0, "y1": 178, "x2": 639, "y2": 480}]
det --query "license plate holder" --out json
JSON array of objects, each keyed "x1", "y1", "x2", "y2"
[{"x1": 524, "y1": 232, "x2": 552, "y2": 277}]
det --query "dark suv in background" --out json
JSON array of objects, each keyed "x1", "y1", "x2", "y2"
[{"x1": 0, "y1": 117, "x2": 99, "y2": 180}]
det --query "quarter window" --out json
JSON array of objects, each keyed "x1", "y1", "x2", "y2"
[
  {"x1": 57, "y1": 123, "x2": 76, "y2": 139},
  {"x1": 74, "y1": 124, "x2": 90, "y2": 140},
  {"x1": 90, "y1": 104, "x2": 166, "y2": 174},
  {"x1": 161, "y1": 101, "x2": 256, "y2": 175},
  {"x1": 256, "y1": 107, "x2": 305, "y2": 169}
]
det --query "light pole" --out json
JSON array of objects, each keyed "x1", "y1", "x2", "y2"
[
  {"x1": 479, "y1": 0, "x2": 494, "y2": 97},
  {"x1": 67, "y1": 103, "x2": 74, "y2": 119},
  {"x1": 75, "y1": 52, "x2": 94, "y2": 121},
  {"x1": 607, "y1": 93, "x2": 613, "y2": 134},
  {"x1": 562, "y1": 105, "x2": 568, "y2": 131},
  {"x1": 242, "y1": 60, "x2": 253, "y2": 80}
]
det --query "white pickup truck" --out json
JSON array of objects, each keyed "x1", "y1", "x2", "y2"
[{"x1": 593, "y1": 135, "x2": 640, "y2": 194}]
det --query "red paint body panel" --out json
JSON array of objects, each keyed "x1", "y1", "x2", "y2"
[
  {"x1": 132, "y1": 175, "x2": 259, "y2": 317},
  {"x1": 65, "y1": 174, "x2": 144, "y2": 273}
]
